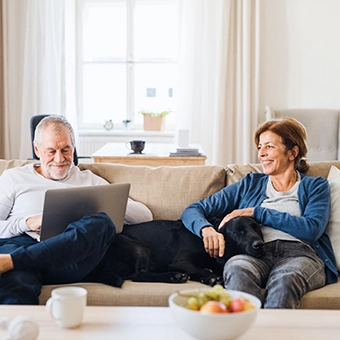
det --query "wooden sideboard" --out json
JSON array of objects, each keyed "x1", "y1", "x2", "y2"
[{"x1": 92, "y1": 143, "x2": 207, "y2": 166}]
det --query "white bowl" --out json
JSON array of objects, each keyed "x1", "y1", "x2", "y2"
[{"x1": 169, "y1": 288, "x2": 261, "y2": 340}]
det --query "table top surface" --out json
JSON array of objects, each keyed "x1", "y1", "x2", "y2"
[
  {"x1": 92, "y1": 143, "x2": 206, "y2": 158},
  {"x1": 0, "y1": 305, "x2": 339, "y2": 340}
]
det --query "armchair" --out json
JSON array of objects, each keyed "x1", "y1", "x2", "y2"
[{"x1": 265, "y1": 106, "x2": 340, "y2": 161}]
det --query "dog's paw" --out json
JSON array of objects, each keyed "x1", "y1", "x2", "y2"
[
  {"x1": 170, "y1": 272, "x2": 189, "y2": 283},
  {"x1": 200, "y1": 275, "x2": 223, "y2": 287},
  {"x1": 214, "y1": 276, "x2": 224, "y2": 286}
]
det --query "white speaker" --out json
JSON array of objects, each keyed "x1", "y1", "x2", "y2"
[{"x1": 177, "y1": 129, "x2": 190, "y2": 147}]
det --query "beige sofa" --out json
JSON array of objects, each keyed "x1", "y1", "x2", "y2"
[{"x1": 1, "y1": 159, "x2": 339, "y2": 309}]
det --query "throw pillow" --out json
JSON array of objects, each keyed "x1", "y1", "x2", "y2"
[{"x1": 326, "y1": 165, "x2": 340, "y2": 271}]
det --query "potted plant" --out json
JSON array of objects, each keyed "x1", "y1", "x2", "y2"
[{"x1": 139, "y1": 109, "x2": 171, "y2": 131}]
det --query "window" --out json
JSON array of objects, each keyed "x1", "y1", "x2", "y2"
[{"x1": 77, "y1": 0, "x2": 179, "y2": 130}]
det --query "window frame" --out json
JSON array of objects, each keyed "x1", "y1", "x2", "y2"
[{"x1": 75, "y1": 0, "x2": 178, "y2": 131}]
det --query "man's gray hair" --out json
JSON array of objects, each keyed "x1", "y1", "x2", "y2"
[{"x1": 33, "y1": 115, "x2": 75, "y2": 147}]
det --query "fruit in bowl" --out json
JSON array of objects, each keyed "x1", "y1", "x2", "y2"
[{"x1": 168, "y1": 285, "x2": 261, "y2": 340}]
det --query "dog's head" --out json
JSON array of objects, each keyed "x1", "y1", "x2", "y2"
[{"x1": 217, "y1": 216, "x2": 265, "y2": 262}]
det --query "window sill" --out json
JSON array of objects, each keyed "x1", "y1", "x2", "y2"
[
  {"x1": 77, "y1": 129, "x2": 176, "y2": 157},
  {"x1": 78, "y1": 129, "x2": 175, "y2": 138}
]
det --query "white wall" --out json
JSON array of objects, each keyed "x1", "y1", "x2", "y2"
[{"x1": 259, "y1": 0, "x2": 340, "y2": 122}]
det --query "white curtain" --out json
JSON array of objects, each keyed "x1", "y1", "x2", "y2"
[
  {"x1": 2, "y1": 0, "x2": 67, "y2": 159},
  {"x1": 2, "y1": 0, "x2": 260, "y2": 163},
  {"x1": 177, "y1": 0, "x2": 260, "y2": 166}
]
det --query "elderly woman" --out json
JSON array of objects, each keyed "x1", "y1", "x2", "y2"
[{"x1": 182, "y1": 117, "x2": 338, "y2": 308}]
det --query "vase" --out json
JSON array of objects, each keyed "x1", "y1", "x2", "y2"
[{"x1": 143, "y1": 114, "x2": 166, "y2": 131}]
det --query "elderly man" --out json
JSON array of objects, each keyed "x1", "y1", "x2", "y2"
[{"x1": 0, "y1": 115, "x2": 152, "y2": 304}]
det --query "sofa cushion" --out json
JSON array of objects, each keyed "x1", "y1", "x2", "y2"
[
  {"x1": 298, "y1": 281, "x2": 340, "y2": 309},
  {"x1": 226, "y1": 161, "x2": 340, "y2": 185},
  {"x1": 0, "y1": 159, "x2": 37, "y2": 175},
  {"x1": 39, "y1": 281, "x2": 208, "y2": 306},
  {"x1": 326, "y1": 166, "x2": 340, "y2": 271},
  {"x1": 38, "y1": 279, "x2": 340, "y2": 309},
  {"x1": 79, "y1": 163, "x2": 226, "y2": 220}
]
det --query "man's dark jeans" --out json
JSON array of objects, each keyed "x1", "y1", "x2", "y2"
[{"x1": 0, "y1": 213, "x2": 115, "y2": 304}]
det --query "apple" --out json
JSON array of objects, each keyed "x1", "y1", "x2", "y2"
[
  {"x1": 230, "y1": 297, "x2": 245, "y2": 313},
  {"x1": 200, "y1": 301, "x2": 228, "y2": 314}
]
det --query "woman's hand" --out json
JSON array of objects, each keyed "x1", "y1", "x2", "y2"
[
  {"x1": 201, "y1": 226, "x2": 225, "y2": 258},
  {"x1": 26, "y1": 214, "x2": 42, "y2": 231},
  {"x1": 218, "y1": 208, "x2": 254, "y2": 229}
]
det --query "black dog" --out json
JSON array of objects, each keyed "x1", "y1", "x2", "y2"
[{"x1": 84, "y1": 216, "x2": 265, "y2": 288}]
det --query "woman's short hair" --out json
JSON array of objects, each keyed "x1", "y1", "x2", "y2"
[
  {"x1": 254, "y1": 117, "x2": 309, "y2": 173},
  {"x1": 34, "y1": 115, "x2": 75, "y2": 148}
]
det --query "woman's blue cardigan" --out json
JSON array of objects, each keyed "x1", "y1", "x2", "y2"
[{"x1": 182, "y1": 172, "x2": 338, "y2": 284}]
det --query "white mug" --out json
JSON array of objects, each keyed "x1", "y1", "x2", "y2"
[{"x1": 46, "y1": 287, "x2": 87, "y2": 328}]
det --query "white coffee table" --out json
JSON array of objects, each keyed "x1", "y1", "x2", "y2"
[{"x1": 0, "y1": 305, "x2": 339, "y2": 339}]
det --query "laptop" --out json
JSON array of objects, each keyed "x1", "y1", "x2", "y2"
[{"x1": 26, "y1": 183, "x2": 130, "y2": 242}]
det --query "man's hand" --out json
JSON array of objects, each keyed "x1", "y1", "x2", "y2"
[
  {"x1": 26, "y1": 214, "x2": 42, "y2": 231},
  {"x1": 218, "y1": 208, "x2": 254, "y2": 229},
  {"x1": 201, "y1": 226, "x2": 225, "y2": 258}
]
